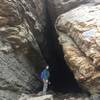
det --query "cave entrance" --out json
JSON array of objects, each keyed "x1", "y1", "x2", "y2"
[
  {"x1": 49, "y1": 58, "x2": 81, "y2": 93},
  {"x1": 34, "y1": 0, "x2": 82, "y2": 93},
  {"x1": 46, "y1": 38, "x2": 81, "y2": 93},
  {"x1": 40, "y1": 10, "x2": 81, "y2": 94}
]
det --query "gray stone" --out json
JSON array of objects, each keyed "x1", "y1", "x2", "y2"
[
  {"x1": 47, "y1": 0, "x2": 94, "y2": 22},
  {"x1": 19, "y1": 94, "x2": 53, "y2": 100},
  {"x1": 90, "y1": 94, "x2": 100, "y2": 100},
  {"x1": 0, "y1": 90, "x2": 20, "y2": 100},
  {"x1": 0, "y1": 0, "x2": 47, "y2": 99}
]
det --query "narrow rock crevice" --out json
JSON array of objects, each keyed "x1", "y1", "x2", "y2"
[{"x1": 35, "y1": 1, "x2": 83, "y2": 93}]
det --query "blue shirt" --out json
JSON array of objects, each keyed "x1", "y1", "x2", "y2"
[{"x1": 41, "y1": 69, "x2": 50, "y2": 80}]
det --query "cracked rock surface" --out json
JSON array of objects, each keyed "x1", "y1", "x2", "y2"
[{"x1": 0, "y1": 0, "x2": 47, "y2": 99}]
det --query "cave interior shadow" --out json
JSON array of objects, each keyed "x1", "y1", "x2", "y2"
[{"x1": 48, "y1": 51, "x2": 82, "y2": 93}]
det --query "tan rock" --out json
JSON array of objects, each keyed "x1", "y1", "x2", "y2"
[
  {"x1": 56, "y1": 4, "x2": 100, "y2": 94},
  {"x1": 56, "y1": 4, "x2": 100, "y2": 68}
]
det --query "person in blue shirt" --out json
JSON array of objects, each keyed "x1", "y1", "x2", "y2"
[{"x1": 41, "y1": 65, "x2": 50, "y2": 95}]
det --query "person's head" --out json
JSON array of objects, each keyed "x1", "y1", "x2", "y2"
[{"x1": 46, "y1": 65, "x2": 49, "y2": 69}]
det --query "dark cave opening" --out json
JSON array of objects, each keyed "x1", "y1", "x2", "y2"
[
  {"x1": 38, "y1": 2, "x2": 82, "y2": 93},
  {"x1": 44, "y1": 20, "x2": 81, "y2": 93},
  {"x1": 25, "y1": 0, "x2": 88, "y2": 94}
]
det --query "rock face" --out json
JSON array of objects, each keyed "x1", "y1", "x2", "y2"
[
  {"x1": 0, "y1": 0, "x2": 47, "y2": 100},
  {"x1": 47, "y1": 0, "x2": 94, "y2": 22},
  {"x1": 56, "y1": 4, "x2": 100, "y2": 94},
  {"x1": 19, "y1": 94, "x2": 53, "y2": 100},
  {"x1": 0, "y1": 0, "x2": 100, "y2": 99}
]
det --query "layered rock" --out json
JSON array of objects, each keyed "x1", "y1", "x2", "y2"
[
  {"x1": 0, "y1": 0, "x2": 47, "y2": 99},
  {"x1": 56, "y1": 4, "x2": 100, "y2": 94}
]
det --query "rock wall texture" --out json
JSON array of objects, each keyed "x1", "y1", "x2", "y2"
[
  {"x1": 56, "y1": 4, "x2": 100, "y2": 94},
  {"x1": 0, "y1": 0, "x2": 47, "y2": 99},
  {"x1": 1, "y1": 0, "x2": 100, "y2": 99},
  {"x1": 47, "y1": 0, "x2": 93, "y2": 22}
]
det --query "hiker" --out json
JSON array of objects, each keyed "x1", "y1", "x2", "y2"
[{"x1": 41, "y1": 65, "x2": 50, "y2": 95}]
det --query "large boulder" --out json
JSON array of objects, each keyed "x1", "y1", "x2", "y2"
[
  {"x1": 56, "y1": 4, "x2": 100, "y2": 94},
  {"x1": 0, "y1": 0, "x2": 47, "y2": 99}
]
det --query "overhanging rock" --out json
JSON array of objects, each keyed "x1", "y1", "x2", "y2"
[{"x1": 56, "y1": 4, "x2": 100, "y2": 94}]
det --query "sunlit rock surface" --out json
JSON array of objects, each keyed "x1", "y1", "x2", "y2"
[
  {"x1": 0, "y1": 0, "x2": 47, "y2": 99},
  {"x1": 56, "y1": 4, "x2": 100, "y2": 94},
  {"x1": 47, "y1": 0, "x2": 95, "y2": 22}
]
